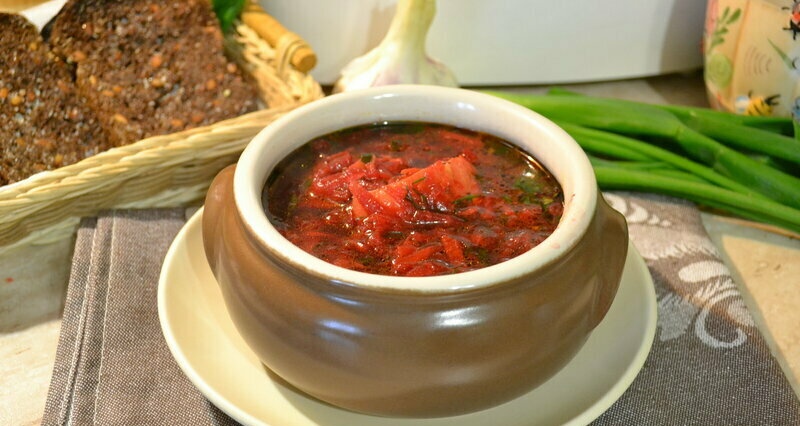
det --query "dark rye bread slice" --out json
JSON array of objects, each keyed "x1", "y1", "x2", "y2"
[
  {"x1": 0, "y1": 13, "x2": 110, "y2": 185},
  {"x1": 47, "y1": 0, "x2": 259, "y2": 146}
]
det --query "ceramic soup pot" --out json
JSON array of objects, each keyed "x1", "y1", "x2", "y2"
[{"x1": 202, "y1": 85, "x2": 628, "y2": 418}]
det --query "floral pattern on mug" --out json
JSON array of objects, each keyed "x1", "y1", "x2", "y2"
[{"x1": 703, "y1": 0, "x2": 799, "y2": 117}]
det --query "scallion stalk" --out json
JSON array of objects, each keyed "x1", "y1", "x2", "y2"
[
  {"x1": 546, "y1": 86, "x2": 793, "y2": 135},
  {"x1": 557, "y1": 121, "x2": 764, "y2": 198},
  {"x1": 589, "y1": 157, "x2": 718, "y2": 185},
  {"x1": 593, "y1": 166, "x2": 800, "y2": 234},
  {"x1": 486, "y1": 91, "x2": 800, "y2": 210},
  {"x1": 660, "y1": 105, "x2": 793, "y2": 136},
  {"x1": 678, "y1": 114, "x2": 800, "y2": 166}
]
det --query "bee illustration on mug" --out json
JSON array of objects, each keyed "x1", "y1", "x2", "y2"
[{"x1": 735, "y1": 92, "x2": 781, "y2": 116}]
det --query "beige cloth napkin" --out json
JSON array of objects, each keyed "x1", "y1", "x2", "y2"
[
  {"x1": 41, "y1": 196, "x2": 800, "y2": 425},
  {"x1": 41, "y1": 209, "x2": 235, "y2": 425}
]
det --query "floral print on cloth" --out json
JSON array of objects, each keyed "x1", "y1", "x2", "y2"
[
  {"x1": 604, "y1": 193, "x2": 755, "y2": 349},
  {"x1": 41, "y1": 199, "x2": 800, "y2": 426},
  {"x1": 593, "y1": 192, "x2": 800, "y2": 425}
]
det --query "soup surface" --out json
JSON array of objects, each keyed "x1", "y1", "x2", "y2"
[{"x1": 264, "y1": 122, "x2": 563, "y2": 277}]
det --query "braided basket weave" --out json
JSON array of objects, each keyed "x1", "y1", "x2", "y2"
[{"x1": 0, "y1": 19, "x2": 324, "y2": 252}]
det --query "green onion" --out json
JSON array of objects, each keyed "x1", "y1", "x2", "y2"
[
  {"x1": 212, "y1": 0, "x2": 245, "y2": 31},
  {"x1": 483, "y1": 89, "x2": 800, "y2": 234},
  {"x1": 588, "y1": 157, "x2": 670, "y2": 170},
  {"x1": 557, "y1": 121, "x2": 764, "y2": 198},
  {"x1": 589, "y1": 157, "x2": 715, "y2": 184},
  {"x1": 546, "y1": 86, "x2": 793, "y2": 135},
  {"x1": 661, "y1": 105, "x2": 793, "y2": 136},
  {"x1": 746, "y1": 155, "x2": 798, "y2": 178},
  {"x1": 547, "y1": 87, "x2": 797, "y2": 161},
  {"x1": 562, "y1": 126, "x2": 652, "y2": 162},
  {"x1": 647, "y1": 168, "x2": 712, "y2": 184},
  {"x1": 486, "y1": 91, "x2": 800, "y2": 210},
  {"x1": 678, "y1": 114, "x2": 800, "y2": 166},
  {"x1": 589, "y1": 157, "x2": 714, "y2": 184},
  {"x1": 593, "y1": 166, "x2": 800, "y2": 234}
]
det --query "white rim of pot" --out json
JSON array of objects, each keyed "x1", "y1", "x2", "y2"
[{"x1": 234, "y1": 85, "x2": 597, "y2": 293}]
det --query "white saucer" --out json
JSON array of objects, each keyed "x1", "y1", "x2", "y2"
[{"x1": 158, "y1": 209, "x2": 657, "y2": 426}]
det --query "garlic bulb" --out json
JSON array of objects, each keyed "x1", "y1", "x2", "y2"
[{"x1": 333, "y1": 0, "x2": 458, "y2": 93}]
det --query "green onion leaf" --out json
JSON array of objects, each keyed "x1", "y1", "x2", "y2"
[{"x1": 212, "y1": 0, "x2": 246, "y2": 32}]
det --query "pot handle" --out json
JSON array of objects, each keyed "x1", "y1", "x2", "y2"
[
  {"x1": 202, "y1": 164, "x2": 236, "y2": 273},
  {"x1": 589, "y1": 194, "x2": 629, "y2": 330}
]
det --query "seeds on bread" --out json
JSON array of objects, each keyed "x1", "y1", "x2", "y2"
[
  {"x1": 0, "y1": 13, "x2": 110, "y2": 185},
  {"x1": 1, "y1": 0, "x2": 260, "y2": 185},
  {"x1": 47, "y1": 0, "x2": 260, "y2": 146}
]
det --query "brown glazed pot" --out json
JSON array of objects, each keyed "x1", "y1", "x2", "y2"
[{"x1": 202, "y1": 86, "x2": 628, "y2": 418}]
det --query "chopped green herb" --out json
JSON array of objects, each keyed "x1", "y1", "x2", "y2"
[
  {"x1": 405, "y1": 190, "x2": 426, "y2": 211},
  {"x1": 454, "y1": 194, "x2": 479, "y2": 206},
  {"x1": 466, "y1": 246, "x2": 490, "y2": 265},
  {"x1": 357, "y1": 256, "x2": 378, "y2": 266},
  {"x1": 286, "y1": 194, "x2": 299, "y2": 214},
  {"x1": 390, "y1": 140, "x2": 405, "y2": 151},
  {"x1": 514, "y1": 176, "x2": 542, "y2": 204},
  {"x1": 419, "y1": 192, "x2": 429, "y2": 208},
  {"x1": 212, "y1": 0, "x2": 245, "y2": 31}
]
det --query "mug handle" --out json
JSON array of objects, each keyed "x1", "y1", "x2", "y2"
[{"x1": 202, "y1": 164, "x2": 236, "y2": 273}]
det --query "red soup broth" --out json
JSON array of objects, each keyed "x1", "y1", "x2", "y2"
[{"x1": 263, "y1": 121, "x2": 564, "y2": 277}]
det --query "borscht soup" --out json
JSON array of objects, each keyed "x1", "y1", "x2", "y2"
[{"x1": 263, "y1": 122, "x2": 564, "y2": 277}]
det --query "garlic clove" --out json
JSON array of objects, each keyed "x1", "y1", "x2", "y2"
[{"x1": 333, "y1": 0, "x2": 458, "y2": 93}]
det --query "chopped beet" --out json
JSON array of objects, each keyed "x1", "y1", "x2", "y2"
[
  {"x1": 264, "y1": 122, "x2": 563, "y2": 277},
  {"x1": 351, "y1": 156, "x2": 480, "y2": 218}
]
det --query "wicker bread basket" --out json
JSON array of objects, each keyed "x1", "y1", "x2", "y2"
[{"x1": 0, "y1": 15, "x2": 324, "y2": 253}]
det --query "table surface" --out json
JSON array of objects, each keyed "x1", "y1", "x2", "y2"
[{"x1": 1, "y1": 71, "x2": 799, "y2": 426}]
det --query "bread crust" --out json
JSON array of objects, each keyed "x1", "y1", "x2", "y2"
[
  {"x1": 0, "y1": 13, "x2": 109, "y2": 185},
  {"x1": 1, "y1": 0, "x2": 259, "y2": 185},
  {"x1": 47, "y1": 0, "x2": 259, "y2": 146}
]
